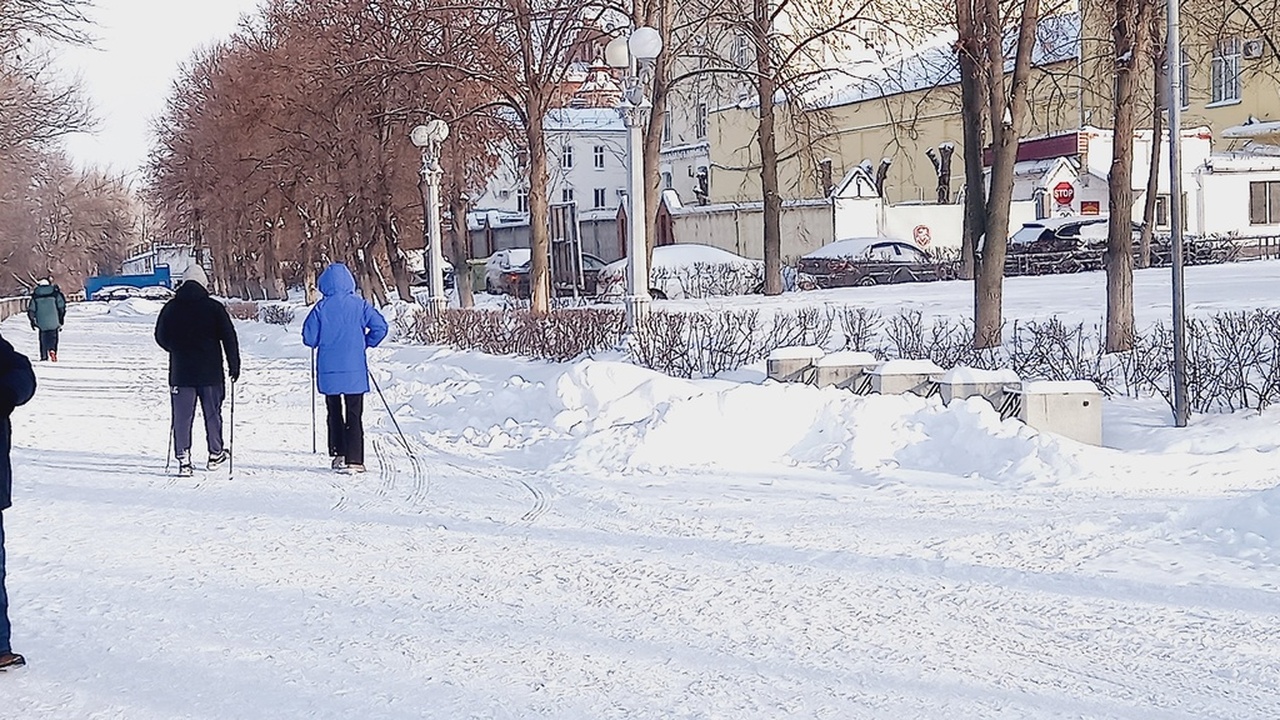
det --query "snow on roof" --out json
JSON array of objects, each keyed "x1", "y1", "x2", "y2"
[
  {"x1": 940, "y1": 367, "x2": 1021, "y2": 385},
  {"x1": 1021, "y1": 380, "x2": 1101, "y2": 395},
  {"x1": 870, "y1": 358, "x2": 945, "y2": 376},
  {"x1": 768, "y1": 346, "x2": 825, "y2": 361},
  {"x1": 814, "y1": 350, "x2": 880, "y2": 368},
  {"x1": 802, "y1": 236, "x2": 915, "y2": 259},
  {"x1": 805, "y1": 12, "x2": 1080, "y2": 110},
  {"x1": 545, "y1": 107, "x2": 624, "y2": 133}
]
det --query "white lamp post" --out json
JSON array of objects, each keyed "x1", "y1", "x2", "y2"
[
  {"x1": 410, "y1": 118, "x2": 450, "y2": 314},
  {"x1": 606, "y1": 26, "x2": 662, "y2": 330}
]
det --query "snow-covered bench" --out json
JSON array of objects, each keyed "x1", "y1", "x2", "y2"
[
  {"x1": 811, "y1": 350, "x2": 880, "y2": 393},
  {"x1": 866, "y1": 359, "x2": 945, "y2": 397},
  {"x1": 766, "y1": 346, "x2": 824, "y2": 384}
]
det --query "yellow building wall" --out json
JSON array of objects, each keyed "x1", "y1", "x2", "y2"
[{"x1": 706, "y1": 61, "x2": 1082, "y2": 205}]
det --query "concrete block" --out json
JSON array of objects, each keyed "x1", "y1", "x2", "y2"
[
  {"x1": 766, "y1": 346, "x2": 824, "y2": 384},
  {"x1": 1015, "y1": 380, "x2": 1103, "y2": 445},
  {"x1": 939, "y1": 367, "x2": 1022, "y2": 407},
  {"x1": 812, "y1": 350, "x2": 881, "y2": 393},
  {"x1": 867, "y1": 358, "x2": 945, "y2": 396}
]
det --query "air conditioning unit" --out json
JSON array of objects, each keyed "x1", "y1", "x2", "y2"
[{"x1": 1244, "y1": 38, "x2": 1265, "y2": 59}]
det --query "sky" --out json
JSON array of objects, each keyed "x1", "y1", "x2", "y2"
[{"x1": 53, "y1": 0, "x2": 266, "y2": 179}]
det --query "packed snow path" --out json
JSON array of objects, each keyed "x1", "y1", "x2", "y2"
[{"x1": 4, "y1": 300, "x2": 1280, "y2": 718}]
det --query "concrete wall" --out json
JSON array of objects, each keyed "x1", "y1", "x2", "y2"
[
  {"x1": 668, "y1": 202, "x2": 833, "y2": 261},
  {"x1": 469, "y1": 216, "x2": 623, "y2": 263},
  {"x1": 834, "y1": 198, "x2": 1040, "y2": 251}
]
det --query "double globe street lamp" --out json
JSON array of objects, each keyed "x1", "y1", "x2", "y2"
[
  {"x1": 605, "y1": 26, "x2": 663, "y2": 330},
  {"x1": 410, "y1": 118, "x2": 450, "y2": 315}
]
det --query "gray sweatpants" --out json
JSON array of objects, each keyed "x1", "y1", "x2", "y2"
[{"x1": 171, "y1": 385, "x2": 225, "y2": 457}]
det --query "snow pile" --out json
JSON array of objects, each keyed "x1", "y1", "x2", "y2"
[
  {"x1": 1197, "y1": 485, "x2": 1280, "y2": 565},
  {"x1": 105, "y1": 297, "x2": 167, "y2": 320}
]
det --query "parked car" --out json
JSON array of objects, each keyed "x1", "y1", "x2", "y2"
[
  {"x1": 798, "y1": 237, "x2": 946, "y2": 288},
  {"x1": 597, "y1": 243, "x2": 801, "y2": 300},
  {"x1": 484, "y1": 248, "x2": 532, "y2": 293},
  {"x1": 1008, "y1": 215, "x2": 1141, "y2": 253},
  {"x1": 493, "y1": 251, "x2": 608, "y2": 298},
  {"x1": 408, "y1": 257, "x2": 455, "y2": 289}
]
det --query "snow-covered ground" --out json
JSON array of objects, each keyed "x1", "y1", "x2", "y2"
[{"x1": 4, "y1": 265, "x2": 1280, "y2": 718}]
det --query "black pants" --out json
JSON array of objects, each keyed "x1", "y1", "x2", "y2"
[
  {"x1": 38, "y1": 329, "x2": 58, "y2": 360},
  {"x1": 326, "y1": 394, "x2": 364, "y2": 465},
  {"x1": 172, "y1": 385, "x2": 225, "y2": 457}
]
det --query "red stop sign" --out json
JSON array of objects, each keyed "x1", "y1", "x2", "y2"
[{"x1": 1052, "y1": 181, "x2": 1075, "y2": 205}]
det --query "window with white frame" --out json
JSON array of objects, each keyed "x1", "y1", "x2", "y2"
[
  {"x1": 695, "y1": 102, "x2": 708, "y2": 139},
  {"x1": 593, "y1": 145, "x2": 605, "y2": 169},
  {"x1": 733, "y1": 32, "x2": 751, "y2": 68},
  {"x1": 593, "y1": 188, "x2": 606, "y2": 208},
  {"x1": 1211, "y1": 37, "x2": 1241, "y2": 104},
  {"x1": 562, "y1": 144, "x2": 574, "y2": 168},
  {"x1": 517, "y1": 188, "x2": 529, "y2": 213},
  {"x1": 562, "y1": 187, "x2": 574, "y2": 204},
  {"x1": 1250, "y1": 181, "x2": 1280, "y2": 224},
  {"x1": 662, "y1": 110, "x2": 672, "y2": 143}
]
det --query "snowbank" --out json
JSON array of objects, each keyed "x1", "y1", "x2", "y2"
[
  {"x1": 1197, "y1": 485, "x2": 1280, "y2": 565},
  {"x1": 105, "y1": 297, "x2": 166, "y2": 320}
]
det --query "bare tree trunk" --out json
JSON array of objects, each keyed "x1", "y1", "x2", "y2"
[
  {"x1": 755, "y1": 0, "x2": 782, "y2": 295},
  {"x1": 1105, "y1": 0, "x2": 1152, "y2": 352},
  {"x1": 972, "y1": 0, "x2": 1040, "y2": 349},
  {"x1": 956, "y1": 2, "x2": 985, "y2": 283},
  {"x1": 448, "y1": 156, "x2": 475, "y2": 309},
  {"x1": 1138, "y1": 21, "x2": 1165, "y2": 270},
  {"x1": 526, "y1": 114, "x2": 551, "y2": 315}
]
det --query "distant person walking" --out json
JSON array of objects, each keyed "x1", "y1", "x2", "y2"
[
  {"x1": 155, "y1": 265, "x2": 241, "y2": 477},
  {"x1": 0, "y1": 331, "x2": 37, "y2": 671},
  {"x1": 26, "y1": 279, "x2": 66, "y2": 362},
  {"x1": 302, "y1": 263, "x2": 388, "y2": 474}
]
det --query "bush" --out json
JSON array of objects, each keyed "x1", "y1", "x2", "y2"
[
  {"x1": 226, "y1": 301, "x2": 259, "y2": 321},
  {"x1": 261, "y1": 305, "x2": 296, "y2": 326}
]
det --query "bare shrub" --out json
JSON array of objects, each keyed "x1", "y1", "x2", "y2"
[
  {"x1": 226, "y1": 301, "x2": 259, "y2": 320},
  {"x1": 403, "y1": 307, "x2": 624, "y2": 362},
  {"x1": 261, "y1": 304, "x2": 295, "y2": 325},
  {"x1": 838, "y1": 307, "x2": 881, "y2": 352}
]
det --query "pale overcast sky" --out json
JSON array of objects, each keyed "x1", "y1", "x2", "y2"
[{"x1": 55, "y1": 0, "x2": 265, "y2": 178}]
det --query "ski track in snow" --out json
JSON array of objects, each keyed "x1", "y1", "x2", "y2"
[{"x1": 2, "y1": 301, "x2": 1280, "y2": 718}]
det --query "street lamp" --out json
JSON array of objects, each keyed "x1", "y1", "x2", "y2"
[
  {"x1": 410, "y1": 118, "x2": 450, "y2": 314},
  {"x1": 1166, "y1": 0, "x2": 1189, "y2": 427},
  {"x1": 606, "y1": 26, "x2": 663, "y2": 330}
]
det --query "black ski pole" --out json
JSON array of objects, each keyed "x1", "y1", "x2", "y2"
[
  {"x1": 310, "y1": 349, "x2": 317, "y2": 454},
  {"x1": 368, "y1": 370, "x2": 414, "y2": 458},
  {"x1": 229, "y1": 379, "x2": 235, "y2": 478},
  {"x1": 166, "y1": 419, "x2": 173, "y2": 473}
]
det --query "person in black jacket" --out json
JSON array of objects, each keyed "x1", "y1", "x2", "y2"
[
  {"x1": 154, "y1": 265, "x2": 241, "y2": 477},
  {"x1": 0, "y1": 332, "x2": 37, "y2": 671}
]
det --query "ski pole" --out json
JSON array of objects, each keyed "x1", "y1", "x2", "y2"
[
  {"x1": 310, "y1": 348, "x2": 317, "y2": 454},
  {"x1": 229, "y1": 379, "x2": 235, "y2": 478},
  {"x1": 368, "y1": 370, "x2": 414, "y2": 458},
  {"x1": 166, "y1": 418, "x2": 173, "y2": 472}
]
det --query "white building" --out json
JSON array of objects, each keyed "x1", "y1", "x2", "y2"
[
  {"x1": 471, "y1": 107, "x2": 629, "y2": 224},
  {"x1": 120, "y1": 243, "x2": 207, "y2": 279}
]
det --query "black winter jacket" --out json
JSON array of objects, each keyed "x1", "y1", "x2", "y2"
[
  {"x1": 154, "y1": 281, "x2": 241, "y2": 387},
  {"x1": 0, "y1": 334, "x2": 36, "y2": 510}
]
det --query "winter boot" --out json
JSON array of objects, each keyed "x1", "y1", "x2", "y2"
[
  {"x1": 207, "y1": 450, "x2": 230, "y2": 470},
  {"x1": 331, "y1": 456, "x2": 346, "y2": 471},
  {"x1": 0, "y1": 652, "x2": 26, "y2": 671},
  {"x1": 177, "y1": 452, "x2": 194, "y2": 477},
  {"x1": 343, "y1": 464, "x2": 366, "y2": 474}
]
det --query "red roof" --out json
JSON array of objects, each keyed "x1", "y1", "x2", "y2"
[{"x1": 983, "y1": 132, "x2": 1082, "y2": 166}]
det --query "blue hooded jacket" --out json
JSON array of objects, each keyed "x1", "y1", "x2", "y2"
[{"x1": 302, "y1": 264, "x2": 388, "y2": 395}]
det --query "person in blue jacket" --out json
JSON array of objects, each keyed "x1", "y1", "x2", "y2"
[
  {"x1": 0, "y1": 332, "x2": 36, "y2": 671},
  {"x1": 302, "y1": 264, "x2": 388, "y2": 474}
]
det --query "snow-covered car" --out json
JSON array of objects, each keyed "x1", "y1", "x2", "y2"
[
  {"x1": 491, "y1": 251, "x2": 607, "y2": 298},
  {"x1": 1009, "y1": 216, "x2": 1141, "y2": 254},
  {"x1": 798, "y1": 237, "x2": 947, "y2": 288},
  {"x1": 484, "y1": 248, "x2": 533, "y2": 294},
  {"x1": 597, "y1": 243, "x2": 793, "y2": 300},
  {"x1": 95, "y1": 285, "x2": 175, "y2": 301}
]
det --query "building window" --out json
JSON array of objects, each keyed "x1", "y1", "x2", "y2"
[
  {"x1": 593, "y1": 188, "x2": 606, "y2": 208},
  {"x1": 733, "y1": 32, "x2": 751, "y2": 68},
  {"x1": 1249, "y1": 181, "x2": 1280, "y2": 224},
  {"x1": 662, "y1": 172, "x2": 672, "y2": 189},
  {"x1": 515, "y1": 149, "x2": 529, "y2": 171},
  {"x1": 517, "y1": 188, "x2": 529, "y2": 213},
  {"x1": 662, "y1": 111, "x2": 672, "y2": 143},
  {"x1": 1211, "y1": 37, "x2": 1241, "y2": 104},
  {"x1": 1179, "y1": 49, "x2": 1191, "y2": 108},
  {"x1": 695, "y1": 102, "x2": 708, "y2": 139},
  {"x1": 593, "y1": 145, "x2": 605, "y2": 169},
  {"x1": 1155, "y1": 195, "x2": 1169, "y2": 227},
  {"x1": 562, "y1": 187, "x2": 574, "y2": 203},
  {"x1": 562, "y1": 144, "x2": 574, "y2": 168}
]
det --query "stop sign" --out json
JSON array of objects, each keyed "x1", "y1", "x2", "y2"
[{"x1": 1052, "y1": 181, "x2": 1075, "y2": 205}]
